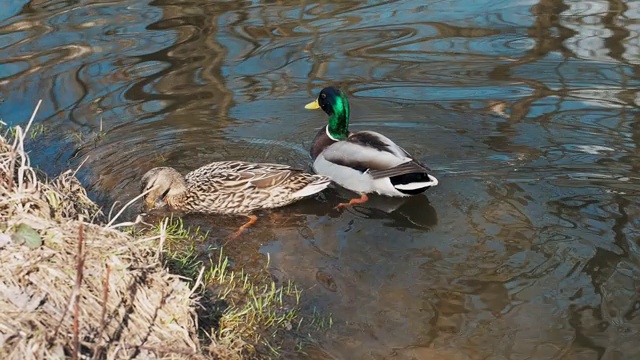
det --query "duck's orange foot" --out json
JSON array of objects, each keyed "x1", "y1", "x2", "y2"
[
  {"x1": 226, "y1": 214, "x2": 258, "y2": 242},
  {"x1": 335, "y1": 193, "x2": 369, "y2": 210}
]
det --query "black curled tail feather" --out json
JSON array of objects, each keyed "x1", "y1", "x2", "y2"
[{"x1": 389, "y1": 173, "x2": 436, "y2": 195}]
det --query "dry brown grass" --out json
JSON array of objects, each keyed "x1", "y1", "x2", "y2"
[
  {"x1": 0, "y1": 103, "x2": 204, "y2": 359},
  {"x1": 0, "y1": 103, "x2": 323, "y2": 360}
]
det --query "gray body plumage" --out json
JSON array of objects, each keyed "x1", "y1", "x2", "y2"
[{"x1": 311, "y1": 127, "x2": 438, "y2": 197}]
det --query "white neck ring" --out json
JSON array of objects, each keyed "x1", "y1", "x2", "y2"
[{"x1": 325, "y1": 125, "x2": 340, "y2": 141}]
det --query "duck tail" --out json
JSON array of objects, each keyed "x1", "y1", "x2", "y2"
[
  {"x1": 291, "y1": 175, "x2": 332, "y2": 198},
  {"x1": 391, "y1": 173, "x2": 438, "y2": 195}
]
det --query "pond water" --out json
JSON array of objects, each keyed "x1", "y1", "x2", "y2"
[{"x1": 2, "y1": 0, "x2": 640, "y2": 358}]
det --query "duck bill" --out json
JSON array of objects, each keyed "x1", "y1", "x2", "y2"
[
  {"x1": 304, "y1": 99, "x2": 320, "y2": 110},
  {"x1": 143, "y1": 197, "x2": 156, "y2": 210}
]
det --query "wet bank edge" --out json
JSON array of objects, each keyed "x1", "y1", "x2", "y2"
[{"x1": 0, "y1": 107, "x2": 329, "y2": 360}]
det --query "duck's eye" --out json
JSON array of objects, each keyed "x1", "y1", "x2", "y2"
[
  {"x1": 142, "y1": 178, "x2": 156, "y2": 193},
  {"x1": 320, "y1": 93, "x2": 327, "y2": 99}
]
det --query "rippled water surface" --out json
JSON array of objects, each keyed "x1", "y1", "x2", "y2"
[{"x1": 3, "y1": 0, "x2": 640, "y2": 358}]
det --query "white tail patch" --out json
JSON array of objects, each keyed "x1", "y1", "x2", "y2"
[
  {"x1": 291, "y1": 177, "x2": 331, "y2": 198},
  {"x1": 393, "y1": 174, "x2": 439, "y2": 190}
]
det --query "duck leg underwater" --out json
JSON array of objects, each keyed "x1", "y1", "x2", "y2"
[
  {"x1": 227, "y1": 214, "x2": 258, "y2": 241},
  {"x1": 335, "y1": 193, "x2": 369, "y2": 209}
]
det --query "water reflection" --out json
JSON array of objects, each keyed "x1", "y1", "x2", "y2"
[{"x1": 2, "y1": 0, "x2": 640, "y2": 358}]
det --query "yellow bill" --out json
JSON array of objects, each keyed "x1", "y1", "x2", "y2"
[{"x1": 304, "y1": 99, "x2": 320, "y2": 110}]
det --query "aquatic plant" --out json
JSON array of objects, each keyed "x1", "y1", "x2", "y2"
[{"x1": 138, "y1": 216, "x2": 309, "y2": 359}]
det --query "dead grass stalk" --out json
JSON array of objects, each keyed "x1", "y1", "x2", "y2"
[{"x1": 0, "y1": 103, "x2": 203, "y2": 359}]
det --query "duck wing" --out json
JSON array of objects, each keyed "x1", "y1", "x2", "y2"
[
  {"x1": 186, "y1": 161, "x2": 303, "y2": 192},
  {"x1": 199, "y1": 161, "x2": 301, "y2": 174},
  {"x1": 320, "y1": 131, "x2": 430, "y2": 178},
  {"x1": 246, "y1": 170, "x2": 295, "y2": 189},
  {"x1": 367, "y1": 161, "x2": 431, "y2": 179},
  {"x1": 347, "y1": 131, "x2": 408, "y2": 156}
]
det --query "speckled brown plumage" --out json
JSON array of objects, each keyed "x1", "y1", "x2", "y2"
[{"x1": 140, "y1": 161, "x2": 331, "y2": 215}]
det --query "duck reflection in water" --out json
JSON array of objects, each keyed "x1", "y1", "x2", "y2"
[{"x1": 271, "y1": 185, "x2": 439, "y2": 231}]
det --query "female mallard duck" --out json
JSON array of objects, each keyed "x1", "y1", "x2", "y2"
[
  {"x1": 140, "y1": 161, "x2": 331, "y2": 238},
  {"x1": 304, "y1": 86, "x2": 438, "y2": 208}
]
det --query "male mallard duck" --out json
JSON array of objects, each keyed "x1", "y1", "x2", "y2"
[
  {"x1": 304, "y1": 86, "x2": 438, "y2": 208},
  {"x1": 140, "y1": 161, "x2": 331, "y2": 238}
]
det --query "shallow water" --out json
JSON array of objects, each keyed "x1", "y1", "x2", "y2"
[{"x1": 2, "y1": 0, "x2": 640, "y2": 358}]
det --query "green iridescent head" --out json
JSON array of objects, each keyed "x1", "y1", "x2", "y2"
[{"x1": 305, "y1": 86, "x2": 350, "y2": 140}]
